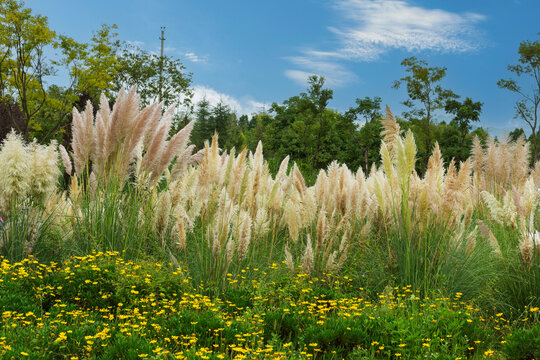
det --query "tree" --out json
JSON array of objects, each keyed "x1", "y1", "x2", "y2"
[
  {"x1": 211, "y1": 100, "x2": 238, "y2": 149},
  {"x1": 509, "y1": 128, "x2": 526, "y2": 142},
  {"x1": 346, "y1": 96, "x2": 383, "y2": 124},
  {"x1": 191, "y1": 98, "x2": 213, "y2": 148},
  {"x1": 497, "y1": 38, "x2": 540, "y2": 162},
  {"x1": 260, "y1": 77, "x2": 358, "y2": 175},
  {"x1": 345, "y1": 97, "x2": 383, "y2": 172},
  {"x1": 114, "y1": 42, "x2": 192, "y2": 110},
  {"x1": 246, "y1": 113, "x2": 268, "y2": 151},
  {"x1": 55, "y1": 24, "x2": 120, "y2": 102},
  {"x1": 35, "y1": 24, "x2": 121, "y2": 142},
  {"x1": 0, "y1": 1, "x2": 123, "y2": 142},
  {"x1": 445, "y1": 97, "x2": 482, "y2": 149},
  {"x1": 191, "y1": 99, "x2": 240, "y2": 150},
  {"x1": 238, "y1": 114, "x2": 249, "y2": 132},
  {"x1": 470, "y1": 127, "x2": 489, "y2": 145},
  {"x1": 0, "y1": 0, "x2": 55, "y2": 139},
  {"x1": 393, "y1": 57, "x2": 458, "y2": 172},
  {"x1": 437, "y1": 121, "x2": 466, "y2": 164},
  {"x1": 303, "y1": 75, "x2": 333, "y2": 168}
]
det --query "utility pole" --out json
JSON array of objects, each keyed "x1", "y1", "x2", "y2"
[{"x1": 159, "y1": 26, "x2": 166, "y2": 103}]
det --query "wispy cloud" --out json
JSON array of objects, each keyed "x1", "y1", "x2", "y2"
[
  {"x1": 331, "y1": 0, "x2": 486, "y2": 59},
  {"x1": 284, "y1": 57, "x2": 357, "y2": 87},
  {"x1": 285, "y1": 0, "x2": 486, "y2": 87},
  {"x1": 191, "y1": 85, "x2": 267, "y2": 115},
  {"x1": 184, "y1": 52, "x2": 208, "y2": 63}
]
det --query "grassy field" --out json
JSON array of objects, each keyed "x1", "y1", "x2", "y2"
[{"x1": 0, "y1": 89, "x2": 539, "y2": 359}]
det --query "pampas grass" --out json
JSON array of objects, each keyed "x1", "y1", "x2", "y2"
[
  {"x1": 0, "y1": 132, "x2": 61, "y2": 261},
  {"x1": 28, "y1": 141, "x2": 61, "y2": 203},
  {"x1": 0, "y1": 131, "x2": 32, "y2": 212},
  {"x1": 62, "y1": 88, "x2": 201, "y2": 258},
  {"x1": 1, "y1": 86, "x2": 538, "y2": 310},
  {"x1": 0, "y1": 131, "x2": 60, "y2": 212}
]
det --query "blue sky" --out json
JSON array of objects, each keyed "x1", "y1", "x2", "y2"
[{"x1": 26, "y1": 0, "x2": 540, "y2": 135}]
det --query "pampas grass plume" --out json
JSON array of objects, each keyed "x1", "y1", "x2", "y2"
[
  {"x1": 225, "y1": 238, "x2": 234, "y2": 265},
  {"x1": 154, "y1": 191, "x2": 172, "y2": 234},
  {"x1": 0, "y1": 131, "x2": 32, "y2": 211},
  {"x1": 302, "y1": 234, "x2": 314, "y2": 274},
  {"x1": 176, "y1": 216, "x2": 186, "y2": 250},
  {"x1": 481, "y1": 191, "x2": 505, "y2": 225},
  {"x1": 59, "y1": 145, "x2": 72, "y2": 176},
  {"x1": 284, "y1": 244, "x2": 294, "y2": 272},
  {"x1": 28, "y1": 141, "x2": 61, "y2": 203},
  {"x1": 477, "y1": 220, "x2": 502, "y2": 257},
  {"x1": 284, "y1": 199, "x2": 300, "y2": 242},
  {"x1": 237, "y1": 212, "x2": 252, "y2": 261},
  {"x1": 519, "y1": 230, "x2": 540, "y2": 264},
  {"x1": 316, "y1": 210, "x2": 328, "y2": 249},
  {"x1": 326, "y1": 251, "x2": 337, "y2": 272},
  {"x1": 380, "y1": 141, "x2": 394, "y2": 180},
  {"x1": 380, "y1": 106, "x2": 401, "y2": 157}
]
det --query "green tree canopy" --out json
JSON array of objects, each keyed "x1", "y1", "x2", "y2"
[
  {"x1": 114, "y1": 42, "x2": 192, "y2": 108},
  {"x1": 445, "y1": 97, "x2": 483, "y2": 149},
  {"x1": 0, "y1": 0, "x2": 55, "y2": 139}
]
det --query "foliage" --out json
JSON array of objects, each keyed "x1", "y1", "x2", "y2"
[
  {"x1": 478, "y1": 221, "x2": 540, "y2": 317},
  {"x1": 55, "y1": 24, "x2": 120, "y2": 102},
  {"x1": 344, "y1": 96, "x2": 384, "y2": 172},
  {"x1": 445, "y1": 97, "x2": 483, "y2": 150},
  {"x1": 254, "y1": 76, "x2": 356, "y2": 176},
  {"x1": 501, "y1": 323, "x2": 540, "y2": 360},
  {"x1": 0, "y1": 97, "x2": 23, "y2": 140},
  {"x1": 498, "y1": 37, "x2": 540, "y2": 162},
  {"x1": 114, "y1": 41, "x2": 192, "y2": 113},
  {"x1": 0, "y1": 0, "x2": 55, "y2": 139},
  {"x1": 32, "y1": 24, "x2": 121, "y2": 142},
  {"x1": 191, "y1": 99, "x2": 240, "y2": 150},
  {"x1": 70, "y1": 176, "x2": 159, "y2": 258}
]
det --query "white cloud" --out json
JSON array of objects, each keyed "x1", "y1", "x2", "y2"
[
  {"x1": 285, "y1": 0, "x2": 486, "y2": 87},
  {"x1": 184, "y1": 52, "x2": 207, "y2": 63},
  {"x1": 191, "y1": 85, "x2": 267, "y2": 116},
  {"x1": 163, "y1": 47, "x2": 207, "y2": 63},
  {"x1": 284, "y1": 56, "x2": 357, "y2": 87},
  {"x1": 330, "y1": 0, "x2": 486, "y2": 59},
  {"x1": 284, "y1": 70, "x2": 315, "y2": 87}
]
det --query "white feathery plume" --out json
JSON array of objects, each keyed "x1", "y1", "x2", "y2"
[
  {"x1": 59, "y1": 144, "x2": 72, "y2": 176},
  {"x1": 284, "y1": 243, "x2": 294, "y2": 272},
  {"x1": 302, "y1": 234, "x2": 314, "y2": 274}
]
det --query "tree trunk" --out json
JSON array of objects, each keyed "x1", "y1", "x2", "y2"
[
  {"x1": 535, "y1": 102, "x2": 539, "y2": 163},
  {"x1": 532, "y1": 128, "x2": 538, "y2": 164}
]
